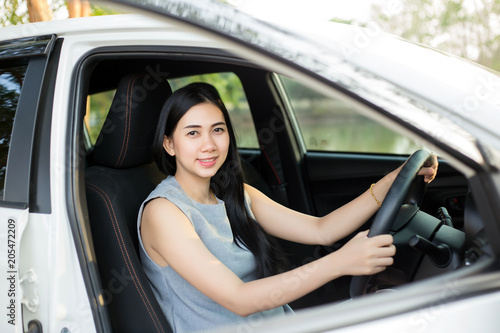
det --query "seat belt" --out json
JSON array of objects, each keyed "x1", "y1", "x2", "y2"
[{"x1": 257, "y1": 105, "x2": 289, "y2": 206}]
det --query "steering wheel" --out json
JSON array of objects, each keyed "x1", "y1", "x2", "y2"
[{"x1": 349, "y1": 150, "x2": 433, "y2": 297}]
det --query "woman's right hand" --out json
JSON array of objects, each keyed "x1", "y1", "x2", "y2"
[{"x1": 333, "y1": 230, "x2": 396, "y2": 276}]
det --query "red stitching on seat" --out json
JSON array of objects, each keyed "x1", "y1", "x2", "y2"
[
  {"x1": 115, "y1": 75, "x2": 139, "y2": 168},
  {"x1": 86, "y1": 182, "x2": 165, "y2": 333},
  {"x1": 260, "y1": 145, "x2": 282, "y2": 184}
]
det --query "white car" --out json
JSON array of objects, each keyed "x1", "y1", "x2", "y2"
[{"x1": 1, "y1": 0, "x2": 499, "y2": 332}]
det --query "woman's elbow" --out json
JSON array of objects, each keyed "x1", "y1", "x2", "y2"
[
  {"x1": 225, "y1": 302, "x2": 254, "y2": 317},
  {"x1": 236, "y1": 309, "x2": 253, "y2": 318},
  {"x1": 315, "y1": 233, "x2": 334, "y2": 247}
]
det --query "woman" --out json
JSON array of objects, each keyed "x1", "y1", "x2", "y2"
[{"x1": 137, "y1": 83, "x2": 438, "y2": 332}]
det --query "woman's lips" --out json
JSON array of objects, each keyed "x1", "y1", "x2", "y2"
[{"x1": 198, "y1": 157, "x2": 217, "y2": 167}]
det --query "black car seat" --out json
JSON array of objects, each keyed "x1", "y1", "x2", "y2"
[
  {"x1": 85, "y1": 72, "x2": 173, "y2": 333},
  {"x1": 84, "y1": 72, "x2": 276, "y2": 332}
]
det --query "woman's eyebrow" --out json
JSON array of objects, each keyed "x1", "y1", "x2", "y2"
[
  {"x1": 183, "y1": 122, "x2": 226, "y2": 129},
  {"x1": 183, "y1": 124, "x2": 201, "y2": 129}
]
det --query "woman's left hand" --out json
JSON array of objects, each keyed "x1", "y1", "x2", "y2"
[{"x1": 418, "y1": 153, "x2": 438, "y2": 183}]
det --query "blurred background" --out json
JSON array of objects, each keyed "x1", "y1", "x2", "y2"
[{"x1": 1, "y1": 0, "x2": 498, "y2": 71}]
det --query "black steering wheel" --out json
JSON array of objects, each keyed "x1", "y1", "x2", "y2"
[{"x1": 350, "y1": 150, "x2": 433, "y2": 297}]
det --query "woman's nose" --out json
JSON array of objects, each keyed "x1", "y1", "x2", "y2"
[{"x1": 201, "y1": 134, "x2": 217, "y2": 152}]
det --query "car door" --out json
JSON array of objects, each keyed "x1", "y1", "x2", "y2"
[{"x1": 0, "y1": 35, "x2": 57, "y2": 333}]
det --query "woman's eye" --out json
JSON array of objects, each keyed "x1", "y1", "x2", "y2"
[
  {"x1": 187, "y1": 131, "x2": 198, "y2": 136},
  {"x1": 214, "y1": 127, "x2": 225, "y2": 133}
]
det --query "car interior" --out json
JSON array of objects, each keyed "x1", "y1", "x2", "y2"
[{"x1": 74, "y1": 48, "x2": 491, "y2": 332}]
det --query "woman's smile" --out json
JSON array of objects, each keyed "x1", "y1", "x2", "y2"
[{"x1": 198, "y1": 157, "x2": 218, "y2": 167}]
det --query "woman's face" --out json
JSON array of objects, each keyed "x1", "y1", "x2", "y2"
[{"x1": 163, "y1": 102, "x2": 230, "y2": 182}]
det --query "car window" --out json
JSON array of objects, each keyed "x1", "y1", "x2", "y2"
[
  {"x1": 278, "y1": 75, "x2": 422, "y2": 154},
  {"x1": 0, "y1": 64, "x2": 27, "y2": 200},
  {"x1": 85, "y1": 90, "x2": 115, "y2": 146},
  {"x1": 86, "y1": 72, "x2": 259, "y2": 149},
  {"x1": 168, "y1": 72, "x2": 259, "y2": 149}
]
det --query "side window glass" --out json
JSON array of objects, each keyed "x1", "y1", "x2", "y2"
[
  {"x1": 278, "y1": 75, "x2": 422, "y2": 154},
  {"x1": 85, "y1": 90, "x2": 116, "y2": 146},
  {"x1": 169, "y1": 72, "x2": 259, "y2": 149},
  {"x1": 0, "y1": 65, "x2": 28, "y2": 199}
]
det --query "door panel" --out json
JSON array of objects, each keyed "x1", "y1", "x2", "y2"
[
  {"x1": 305, "y1": 152, "x2": 468, "y2": 231},
  {"x1": 280, "y1": 152, "x2": 468, "y2": 309},
  {"x1": 0, "y1": 35, "x2": 56, "y2": 333}
]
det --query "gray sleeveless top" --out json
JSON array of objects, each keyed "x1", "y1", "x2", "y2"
[{"x1": 137, "y1": 176, "x2": 288, "y2": 332}]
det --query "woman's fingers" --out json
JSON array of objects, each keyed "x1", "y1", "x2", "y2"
[
  {"x1": 370, "y1": 233, "x2": 394, "y2": 247},
  {"x1": 337, "y1": 231, "x2": 396, "y2": 276},
  {"x1": 377, "y1": 243, "x2": 396, "y2": 256},
  {"x1": 418, "y1": 153, "x2": 438, "y2": 183}
]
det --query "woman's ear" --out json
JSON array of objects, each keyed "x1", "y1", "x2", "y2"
[{"x1": 163, "y1": 135, "x2": 175, "y2": 156}]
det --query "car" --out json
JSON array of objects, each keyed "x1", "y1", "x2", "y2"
[{"x1": 1, "y1": 0, "x2": 499, "y2": 332}]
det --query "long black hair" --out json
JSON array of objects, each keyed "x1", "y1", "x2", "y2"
[{"x1": 153, "y1": 82, "x2": 283, "y2": 278}]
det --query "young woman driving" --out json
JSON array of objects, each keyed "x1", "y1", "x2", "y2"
[{"x1": 138, "y1": 82, "x2": 438, "y2": 332}]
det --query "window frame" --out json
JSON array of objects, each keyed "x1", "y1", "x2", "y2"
[
  {"x1": 0, "y1": 35, "x2": 56, "y2": 211},
  {"x1": 271, "y1": 73, "x2": 307, "y2": 155}
]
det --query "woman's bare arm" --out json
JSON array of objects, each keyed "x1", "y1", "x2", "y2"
[
  {"x1": 247, "y1": 157, "x2": 437, "y2": 246},
  {"x1": 140, "y1": 197, "x2": 394, "y2": 317}
]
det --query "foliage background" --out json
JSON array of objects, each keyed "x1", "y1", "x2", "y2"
[
  {"x1": 0, "y1": 0, "x2": 118, "y2": 26},
  {"x1": 367, "y1": 0, "x2": 500, "y2": 71},
  {"x1": 2, "y1": 0, "x2": 499, "y2": 71}
]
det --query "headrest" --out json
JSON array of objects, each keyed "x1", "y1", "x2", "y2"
[{"x1": 90, "y1": 73, "x2": 172, "y2": 168}]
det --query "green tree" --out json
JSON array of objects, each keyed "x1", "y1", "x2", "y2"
[
  {"x1": 1, "y1": 0, "x2": 119, "y2": 27},
  {"x1": 371, "y1": 0, "x2": 500, "y2": 71},
  {"x1": 1, "y1": 0, "x2": 27, "y2": 25}
]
